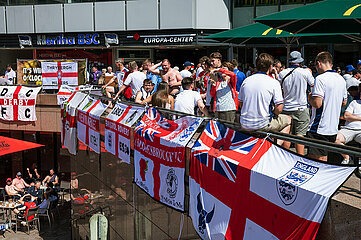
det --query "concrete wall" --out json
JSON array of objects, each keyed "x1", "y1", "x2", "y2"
[{"x1": 0, "y1": 0, "x2": 231, "y2": 34}]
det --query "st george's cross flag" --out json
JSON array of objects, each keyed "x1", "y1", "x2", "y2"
[
  {"x1": 189, "y1": 120, "x2": 355, "y2": 240},
  {"x1": 0, "y1": 86, "x2": 41, "y2": 121},
  {"x1": 57, "y1": 85, "x2": 92, "y2": 105},
  {"x1": 61, "y1": 92, "x2": 87, "y2": 155},
  {"x1": 105, "y1": 102, "x2": 145, "y2": 164},
  {"x1": 77, "y1": 96, "x2": 107, "y2": 154},
  {"x1": 42, "y1": 61, "x2": 78, "y2": 89},
  {"x1": 134, "y1": 107, "x2": 202, "y2": 211}
]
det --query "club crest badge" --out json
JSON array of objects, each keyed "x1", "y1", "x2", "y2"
[
  {"x1": 197, "y1": 193, "x2": 215, "y2": 235},
  {"x1": 276, "y1": 161, "x2": 319, "y2": 205},
  {"x1": 166, "y1": 168, "x2": 178, "y2": 198}
]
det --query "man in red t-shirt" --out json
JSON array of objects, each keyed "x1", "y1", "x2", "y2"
[{"x1": 14, "y1": 194, "x2": 37, "y2": 221}]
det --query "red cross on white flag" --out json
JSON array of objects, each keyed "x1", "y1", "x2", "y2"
[{"x1": 42, "y1": 61, "x2": 78, "y2": 89}]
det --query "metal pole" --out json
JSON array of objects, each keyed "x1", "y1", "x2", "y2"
[{"x1": 286, "y1": 44, "x2": 291, "y2": 68}]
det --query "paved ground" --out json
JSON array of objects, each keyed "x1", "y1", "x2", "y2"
[{"x1": 0, "y1": 202, "x2": 71, "y2": 240}]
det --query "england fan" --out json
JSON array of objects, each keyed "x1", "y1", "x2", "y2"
[
  {"x1": 174, "y1": 77, "x2": 208, "y2": 116},
  {"x1": 278, "y1": 51, "x2": 314, "y2": 155},
  {"x1": 307, "y1": 51, "x2": 347, "y2": 161},
  {"x1": 335, "y1": 99, "x2": 361, "y2": 164},
  {"x1": 239, "y1": 53, "x2": 291, "y2": 135}
]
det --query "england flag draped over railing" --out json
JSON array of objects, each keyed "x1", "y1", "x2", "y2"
[
  {"x1": 77, "y1": 96, "x2": 107, "y2": 154},
  {"x1": 134, "y1": 107, "x2": 203, "y2": 211},
  {"x1": 57, "y1": 85, "x2": 92, "y2": 105},
  {"x1": 105, "y1": 102, "x2": 145, "y2": 164},
  {"x1": 0, "y1": 86, "x2": 41, "y2": 121},
  {"x1": 42, "y1": 61, "x2": 78, "y2": 89},
  {"x1": 189, "y1": 120, "x2": 355, "y2": 240},
  {"x1": 61, "y1": 92, "x2": 87, "y2": 155}
]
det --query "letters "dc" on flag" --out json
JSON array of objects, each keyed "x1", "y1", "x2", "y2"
[
  {"x1": 57, "y1": 85, "x2": 92, "y2": 105},
  {"x1": 0, "y1": 86, "x2": 41, "y2": 121},
  {"x1": 105, "y1": 102, "x2": 145, "y2": 164},
  {"x1": 189, "y1": 120, "x2": 355, "y2": 240},
  {"x1": 42, "y1": 61, "x2": 78, "y2": 89},
  {"x1": 77, "y1": 96, "x2": 107, "y2": 154},
  {"x1": 61, "y1": 92, "x2": 87, "y2": 155},
  {"x1": 134, "y1": 108, "x2": 203, "y2": 211}
]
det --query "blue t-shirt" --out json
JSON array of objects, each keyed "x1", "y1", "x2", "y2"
[{"x1": 234, "y1": 69, "x2": 246, "y2": 92}]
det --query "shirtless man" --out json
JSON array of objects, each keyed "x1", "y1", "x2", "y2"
[{"x1": 149, "y1": 59, "x2": 183, "y2": 95}]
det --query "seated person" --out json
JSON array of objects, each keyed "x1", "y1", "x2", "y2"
[
  {"x1": 5, "y1": 178, "x2": 22, "y2": 199},
  {"x1": 27, "y1": 181, "x2": 42, "y2": 204},
  {"x1": 38, "y1": 188, "x2": 57, "y2": 214},
  {"x1": 13, "y1": 172, "x2": 30, "y2": 191},
  {"x1": 42, "y1": 169, "x2": 59, "y2": 189},
  {"x1": 135, "y1": 79, "x2": 155, "y2": 104},
  {"x1": 26, "y1": 163, "x2": 40, "y2": 183},
  {"x1": 71, "y1": 188, "x2": 91, "y2": 204},
  {"x1": 335, "y1": 99, "x2": 361, "y2": 164},
  {"x1": 13, "y1": 194, "x2": 37, "y2": 221}
]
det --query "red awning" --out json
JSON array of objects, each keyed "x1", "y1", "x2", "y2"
[{"x1": 0, "y1": 136, "x2": 44, "y2": 156}]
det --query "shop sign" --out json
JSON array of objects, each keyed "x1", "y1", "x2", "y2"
[
  {"x1": 128, "y1": 33, "x2": 196, "y2": 45},
  {"x1": 36, "y1": 34, "x2": 100, "y2": 46}
]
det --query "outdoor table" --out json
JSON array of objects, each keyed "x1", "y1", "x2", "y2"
[{"x1": 0, "y1": 201, "x2": 21, "y2": 232}]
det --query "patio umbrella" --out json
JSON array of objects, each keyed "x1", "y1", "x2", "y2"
[
  {"x1": 253, "y1": 0, "x2": 361, "y2": 33},
  {"x1": 0, "y1": 136, "x2": 44, "y2": 156},
  {"x1": 205, "y1": 22, "x2": 361, "y2": 65}
]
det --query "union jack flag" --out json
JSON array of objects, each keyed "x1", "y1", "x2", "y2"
[{"x1": 192, "y1": 120, "x2": 259, "y2": 182}]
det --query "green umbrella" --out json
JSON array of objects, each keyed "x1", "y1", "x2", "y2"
[
  {"x1": 205, "y1": 22, "x2": 361, "y2": 65},
  {"x1": 205, "y1": 22, "x2": 361, "y2": 44},
  {"x1": 253, "y1": 0, "x2": 361, "y2": 33}
]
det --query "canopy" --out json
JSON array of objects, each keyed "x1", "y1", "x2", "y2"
[
  {"x1": 205, "y1": 22, "x2": 361, "y2": 44},
  {"x1": 253, "y1": 0, "x2": 361, "y2": 33},
  {"x1": 0, "y1": 136, "x2": 44, "y2": 156}
]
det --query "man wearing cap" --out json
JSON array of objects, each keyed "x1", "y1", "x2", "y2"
[
  {"x1": 180, "y1": 61, "x2": 193, "y2": 79},
  {"x1": 114, "y1": 61, "x2": 145, "y2": 101},
  {"x1": 278, "y1": 51, "x2": 314, "y2": 155},
  {"x1": 13, "y1": 172, "x2": 30, "y2": 191},
  {"x1": 343, "y1": 65, "x2": 355, "y2": 80},
  {"x1": 5, "y1": 178, "x2": 22, "y2": 199},
  {"x1": 357, "y1": 60, "x2": 361, "y2": 71},
  {"x1": 346, "y1": 69, "x2": 361, "y2": 91}
]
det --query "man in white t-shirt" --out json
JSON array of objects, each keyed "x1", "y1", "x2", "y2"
[
  {"x1": 278, "y1": 51, "x2": 314, "y2": 155},
  {"x1": 174, "y1": 77, "x2": 208, "y2": 116},
  {"x1": 239, "y1": 53, "x2": 291, "y2": 136},
  {"x1": 307, "y1": 51, "x2": 347, "y2": 161},
  {"x1": 5, "y1": 64, "x2": 16, "y2": 85},
  {"x1": 335, "y1": 99, "x2": 361, "y2": 164},
  {"x1": 343, "y1": 65, "x2": 355, "y2": 81},
  {"x1": 180, "y1": 61, "x2": 193, "y2": 79},
  {"x1": 114, "y1": 61, "x2": 145, "y2": 100}
]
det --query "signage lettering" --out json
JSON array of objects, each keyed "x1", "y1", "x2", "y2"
[{"x1": 37, "y1": 34, "x2": 100, "y2": 46}]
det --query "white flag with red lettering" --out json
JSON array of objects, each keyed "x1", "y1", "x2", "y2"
[
  {"x1": 61, "y1": 92, "x2": 87, "y2": 155},
  {"x1": 0, "y1": 86, "x2": 41, "y2": 121},
  {"x1": 42, "y1": 61, "x2": 78, "y2": 89},
  {"x1": 105, "y1": 102, "x2": 145, "y2": 164},
  {"x1": 77, "y1": 96, "x2": 107, "y2": 153}
]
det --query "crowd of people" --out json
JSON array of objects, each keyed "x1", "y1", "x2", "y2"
[
  {"x1": 2, "y1": 168, "x2": 60, "y2": 223},
  {"x1": 90, "y1": 51, "x2": 361, "y2": 163}
]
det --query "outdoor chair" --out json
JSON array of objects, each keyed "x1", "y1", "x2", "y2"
[
  {"x1": 15, "y1": 206, "x2": 40, "y2": 235},
  {"x1": 37, "y1": 201, "x2": 52, "y2": 228},
  {"x1": 50, "y1": 200, "x2": 60, "y2": 221},
  {"x1": 59, "y1": 181, "x2": 71, "y2": 205}
]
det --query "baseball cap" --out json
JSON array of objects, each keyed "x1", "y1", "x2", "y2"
[
  {"x1": 184, "y1": 61, "x2": 193, "y2": 67},
  {"x1": 6, "y1": 178, "x2": 11, "y2": 182},
  {"x1": 16, "y1": 172, "x2": 21, "y2": 176},
  {"x1": 357, "y1": 59, "x2": 361, "y2": 65},
  {"x1": 345, "y1": 65, "x2": 355, "y2": 72},
  {"x1": 289, "y1": 51, "x2": 304, "y2": 64}
]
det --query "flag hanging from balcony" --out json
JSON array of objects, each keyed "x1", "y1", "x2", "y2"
[
  {"x1": 189, "y1": 120, "x2": 355, "y2": 240},
  {"x1": 0, "y1": 86, "x2": 41, "y2": 121},
  {"x1": 61, "y1": 92, "x2": 87, "y2": 155},
  {"x1": 105, "y1": 102, "x2": 145, "y2": 164},
  {"x1": 134, "y1": 107, "x2": 203, "y2": 211},
  {"x1": 77, "y1": 96, "x2": 107, "y2": 154},
  {"x1": 42, "y1": 61, "x2": 78, "y2": 89}
]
